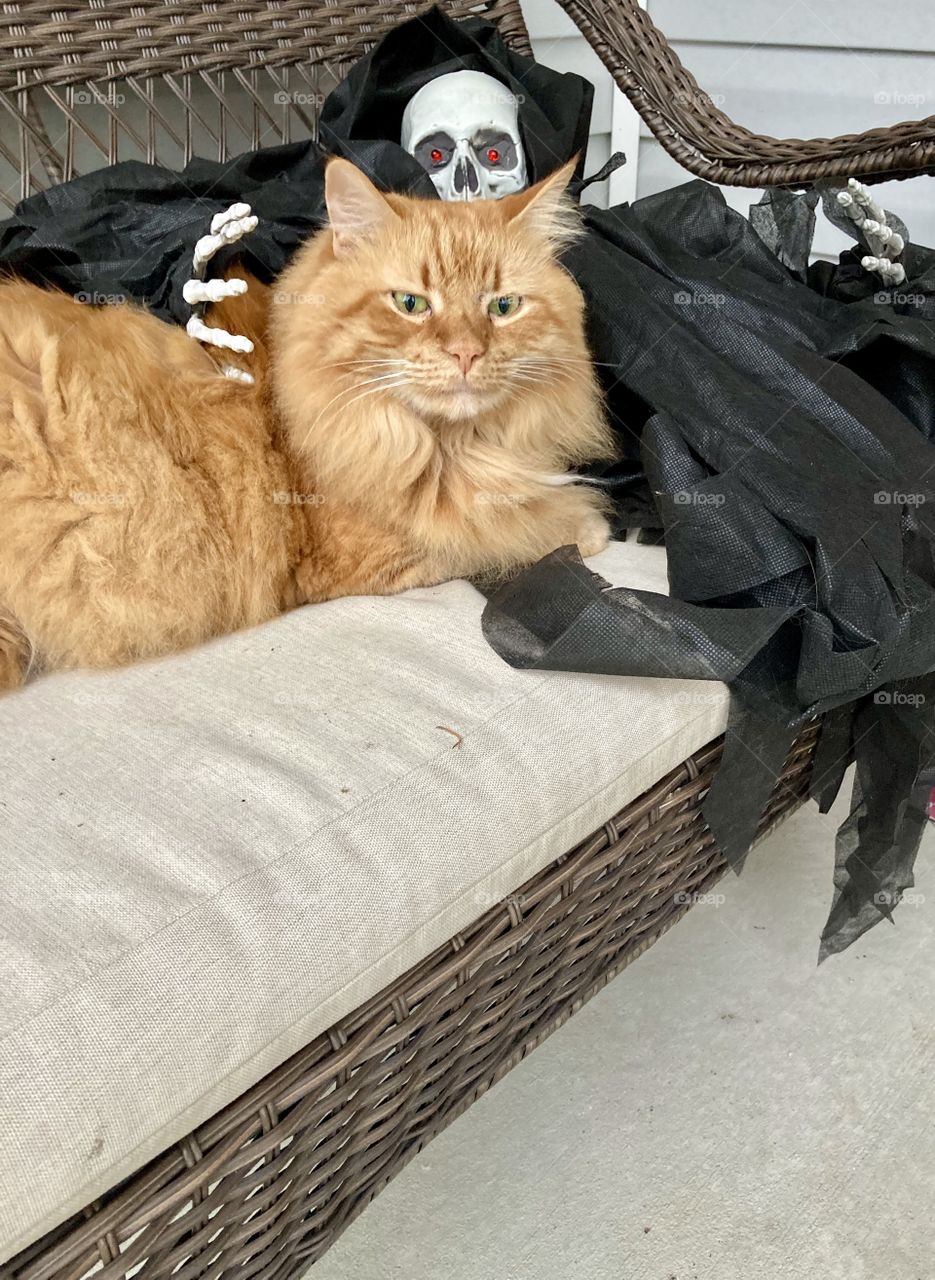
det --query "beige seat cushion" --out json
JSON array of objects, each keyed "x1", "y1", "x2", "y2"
[{"x1": 0, "y1": 540, "x2": 729, "y2": 1261}]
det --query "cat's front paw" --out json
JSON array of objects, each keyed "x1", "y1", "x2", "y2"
[{"x1": 575, "y1": 511, "x2": 611, "y2": 559}]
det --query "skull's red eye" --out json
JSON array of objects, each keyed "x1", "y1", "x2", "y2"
[
  {"x1": 487, "y1": 147, "x2": 500, "y2": 164},
  {"x1": 430, "y1": 148, "x2": 443, "y2": 164}
]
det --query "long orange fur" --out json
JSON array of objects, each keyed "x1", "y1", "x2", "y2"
[{"x1": 0, "y1": 158, "x2": 614, "y2": 692}]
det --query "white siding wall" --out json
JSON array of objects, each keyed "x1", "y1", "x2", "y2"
[
  {"x1": 520, "y1": 0, "x2": 935, "y2": 256},
  {"x1": 518, "y1": 0, "x2": 637, "y2": 208}
]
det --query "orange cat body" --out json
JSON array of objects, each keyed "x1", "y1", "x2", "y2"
[{"x1": 0, "y1": 160, "x2": 614, "y2": 691}]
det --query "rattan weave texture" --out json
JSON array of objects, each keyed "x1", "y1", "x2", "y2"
[
  {"x1": 558, "y1": 0, "x2": 935, "y2": 186},
  {"x1": 3, "y1": 724, "x2": 820, "y2": 1280},
  {"x1": 3, "y1": 0, "x2": 934, "y2": 212},
  {"x1": 0, "y1": 0, "x2": 530, "y2": 207}
]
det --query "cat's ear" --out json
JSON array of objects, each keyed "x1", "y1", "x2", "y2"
[
  {"x1": 504, "y1": 158, "x2": 580, "y2": 250},
  {"x1": 325, "y1": 158, "x2": 399, "y2": 257}
]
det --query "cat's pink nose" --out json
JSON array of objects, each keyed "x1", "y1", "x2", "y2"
[{"x1": 446, "y1": 341, "x2": 484, "y2": 377}]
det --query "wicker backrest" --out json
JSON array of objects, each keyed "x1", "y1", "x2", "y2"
[
  {"x1": 559, "y1": 0, "x2": 935, "y2": 187},
  {"x1": 0, "y1": 0, "x2": 531, "y2": 212},
  {"x1": 7, "y1": 0, "x2": 931, "y2": 217}
]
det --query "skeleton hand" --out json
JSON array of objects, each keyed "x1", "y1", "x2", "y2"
[
  {"x1": 184, "y1": 203, "x2": 259, "y2": 382},
  {"x1": 835, "y1": 179, "x2": 907, "y2": 286}
]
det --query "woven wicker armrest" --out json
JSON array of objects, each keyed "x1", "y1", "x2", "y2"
[{"x1": 556, "y1": 0, "x2": 935, "y2": 186}]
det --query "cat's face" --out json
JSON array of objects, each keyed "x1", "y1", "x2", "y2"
[{"x1": 307, "y1": 159, "x2": 589, "y2": 424}]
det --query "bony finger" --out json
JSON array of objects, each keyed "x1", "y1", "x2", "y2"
[
  {"x1": 182, "y1": 278, "x2": 249, "y2": 305},
  {"x1": 209, "y1": 203, "x2": 252, "y2": 234},
  {"x1": 185, "y1": 316, "x2": 255, "y2": 354}
]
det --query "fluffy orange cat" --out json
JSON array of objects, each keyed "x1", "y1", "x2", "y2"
[{"x1": 0, "y1": 158, "x2": 613, "y2": 693}]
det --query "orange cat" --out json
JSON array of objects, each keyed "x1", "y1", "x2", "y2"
[{"x1": 0, "y1": 158, "x2": 613, "y2": 693}]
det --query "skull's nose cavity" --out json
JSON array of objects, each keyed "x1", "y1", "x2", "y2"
[{"x1": 454, "y1": 158, "x2": 479, "y2": 196}]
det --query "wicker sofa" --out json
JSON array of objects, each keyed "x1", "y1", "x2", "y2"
[{"x1": 1, "y1": 2, "x2": 932, "y2": 1278}]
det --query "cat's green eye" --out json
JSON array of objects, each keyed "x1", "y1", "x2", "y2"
[
  {"x1": 392, "y1": 291, "x2": 430, "y2": 316},
  {"x1": 488, "y1": 294, "x2": 522, "y2": 318}
]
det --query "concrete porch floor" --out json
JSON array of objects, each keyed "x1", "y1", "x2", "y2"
[{"x1": 309, "y1": 783, "x2": 935, "y2": 1280}]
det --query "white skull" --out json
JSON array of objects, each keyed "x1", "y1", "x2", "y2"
[{"x1": 401, "y1": 70, "x2": 527, "y2": 201}]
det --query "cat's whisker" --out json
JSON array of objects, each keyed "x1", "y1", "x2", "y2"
[
  {"x1": 510, "y1": 367, "x2": 576, "y2": 385},
  {"x1": 312, "y1": 379, "x2": 408, "y2": 438},
  {"x1": 517, "y1": 355, "x2": 614, "y2": 367},
  {"x1": 341, "y1": 379, "x2": 407, "y2": 408},
  {"x1": 513, "y1": 356, "x2": 578, "y2": 368},
  {"x1": 329, "y1": 364, "x2": 410, "y2": 384},
  {"x1": 512, "y1": 375, "x2": 578, "y2": 393},
  {"x1": 507, "y1": 374, "x2": 580, "y2": 419},
  {"x1": 513, "y1": 361, "x2": 610, "y2": 384},
  {"x1": 513, "y1": 359, "x2": 580, "y2": 373},
  {"x1": 324, "y1": 359, "x2": 409, "y2": 371},
  {"x1": 508, "y1": 377, "x2": 572, "y2": 405},
  {"x1": 317, "y1": 371, "x2": 407, "y2": 406},
  {"x1": 299, "y1": 372, "x2": 407, "y2": 451}
]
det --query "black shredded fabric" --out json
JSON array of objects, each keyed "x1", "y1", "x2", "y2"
[{"x1": 1, "y1": 6, "x2": 933, "y2": 958}]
